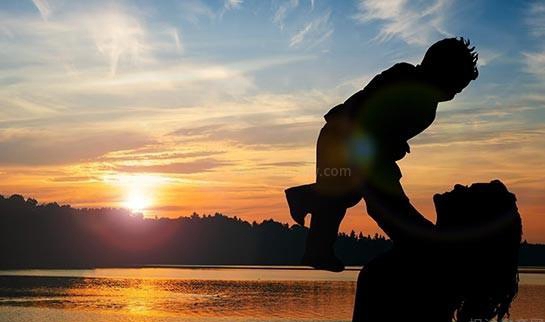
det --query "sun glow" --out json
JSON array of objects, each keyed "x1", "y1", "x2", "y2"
[
  {"x1": 109, "y1": 174, "x2": 167, "y2": 214},
  {"x1": 125, "y1": 191, "x2": 152, "y2": 213}
]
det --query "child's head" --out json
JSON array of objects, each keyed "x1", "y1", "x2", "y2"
[{"x1": 419, "y1": 37, "x2": 479, "y2": 101}]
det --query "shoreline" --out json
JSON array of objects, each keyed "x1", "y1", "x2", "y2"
[{"x1": 0, "y1": 265, "x2": 544, "y2": 273}]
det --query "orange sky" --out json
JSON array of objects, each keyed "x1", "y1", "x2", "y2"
[
  {"x1": 1, "y1": 111, "x2": 544, "y2": 242},
  {"x1": 1, "y1": 0, "x2": 544, "y2": 243}
]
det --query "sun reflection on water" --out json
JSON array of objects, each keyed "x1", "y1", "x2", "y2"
[{"x1": 0, "y1": 269, "x2": 544, "y2": 321}]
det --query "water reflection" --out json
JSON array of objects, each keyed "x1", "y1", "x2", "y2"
[
  {"x1": 0, "y1": 268, "x2": 543, "y2": 321},
  {"x1": 0, "y1": 276, "x2": 355, "y2": 320}
]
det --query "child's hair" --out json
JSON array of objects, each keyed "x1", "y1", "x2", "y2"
[{"x1": 421, "y1": 37, "x2": 479, "y2": 87}]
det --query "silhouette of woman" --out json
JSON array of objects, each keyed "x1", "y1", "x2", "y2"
[{"x1": 352, "y1": 180, "x2": 522, "y2": 322}]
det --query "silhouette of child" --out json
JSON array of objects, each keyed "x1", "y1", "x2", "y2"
[{"x1": 285, "y1": 38, "x2": 479, "y2": 272}]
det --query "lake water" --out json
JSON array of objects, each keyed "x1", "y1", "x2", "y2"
[{"x1": 0, "y1": 266, "x2": 544, "y2": 322}]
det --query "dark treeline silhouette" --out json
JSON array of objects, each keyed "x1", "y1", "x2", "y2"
[{"x1": 0, "y1": 194, "x2": 543, "y2": 269}]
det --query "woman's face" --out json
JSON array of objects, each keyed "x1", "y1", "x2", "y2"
[
  {"x1": 433, "y1": 184, "x2": 467, "y2": 228},
  {"x1": 433, "y1": 181, "x2": 512, "y2": 230},
  {"x1": 433, "y1": 183, "x2": 492, "y2": 228}
]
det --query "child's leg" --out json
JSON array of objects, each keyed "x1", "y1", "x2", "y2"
[
  {"x1": 302, "y1": 203, "x2": 347, "y2": 272},
  {"x1": 285, "y1": 119, "x2": 355, "y2": 227},
  {"x1": 299, "y1": 120, "x2": 363, "y2": 271}
]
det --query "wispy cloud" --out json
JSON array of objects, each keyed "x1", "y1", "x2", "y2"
[
  {"x1": 32, "y1": 0, "x2": 51, "y2": 21},
  {"x1": 524, "y1": 2, "x2": 545, "y2": 81},
  {"x1": 173, "y1": 121, "x2": 318, "y2": 148},
  {"x1": 0, "y1": 130, "x2": 152, "y2": 166},
  {"x1": 86, "y1": 10, "x2": 150, "y2": 76},
  {"x1": 224, "y1": 0, "x2": 243, "y2": 10},
  {"x1": 0, "y1": 5, "x2": 174, "y2": 77},
  {"x1": 179, "y1": 0, "x2": 216, "y2": 24},
  {"x1": 475, "y1": 48, "x2": 501, "y2": 67},
  {"x1": 271, "y1": 0, "x2": 332, "y2": 49},
  {"x1": 273, "y1": 0, "x2": 300, "y2": 31},
  {"x1": 523, "y1": 51, "x2": 545, "y2": 80},
  {"x1": 170, "y1": 27, "x2": 183, "y2": 53},
  {"x1": 0, "y1": 8, "x2": 313, "y2": 130},
  {"x1": 526, "y1": 2, "x2": 545, "y2": 38},
  {"x1": 289, "y1": 10, "x2": 333, "y2": 48},
  {"x1": 290, "y1": 24, "x2": 312, "y2": 47},
  {"x1": 353, "y1": 0, "x2": 452, "y2": 45},
  {"x1": 115, "y1": 158, "x2": 231, "y2": 174}
]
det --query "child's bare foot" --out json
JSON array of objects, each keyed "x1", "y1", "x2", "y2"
[
  {"x1": 285, "y1": 185, "x2": 314, "y2": 226},
  {"x1": 302, "y1": 252, "x2": 345, "y2": 272}
]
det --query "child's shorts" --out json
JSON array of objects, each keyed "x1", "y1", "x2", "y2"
[{"x1": 314, "y1": 119, "x2": 404, "y2": 208}]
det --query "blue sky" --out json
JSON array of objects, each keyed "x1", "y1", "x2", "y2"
[{"x1": 1, "y1": 0, "x2": 544, "y2": 241}]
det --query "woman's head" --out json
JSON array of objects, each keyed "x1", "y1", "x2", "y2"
[
  {"x1": 434, "y1": 180, "x2": 519, "y2": 234},
  {"x1": 433, "y1": 180, "x2": 522, "y2": 322}
]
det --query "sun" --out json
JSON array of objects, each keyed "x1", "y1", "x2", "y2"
[
  {"x1": 114, "y1": 174, "x2": 165, "y2": 214},
  {"x1": 124, "y1": 191, "x2": 151, "y2": 213}
]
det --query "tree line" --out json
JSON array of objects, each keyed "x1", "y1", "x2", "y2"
[{"x1": 0, "y1": 194, "x2": 543, "y2": 269}]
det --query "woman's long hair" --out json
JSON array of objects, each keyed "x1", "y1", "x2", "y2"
[{"x1": 435, "y1": 180, "x2": 522, "y2": 322}]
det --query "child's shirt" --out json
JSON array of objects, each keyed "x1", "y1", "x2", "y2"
[{"x1": 324, "y1": 63, "x2": 439, "y2": 161}]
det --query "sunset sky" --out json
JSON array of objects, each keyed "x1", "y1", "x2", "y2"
[{"x1": 1, "y1": 0, "x2": 544, "y2": 242}]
